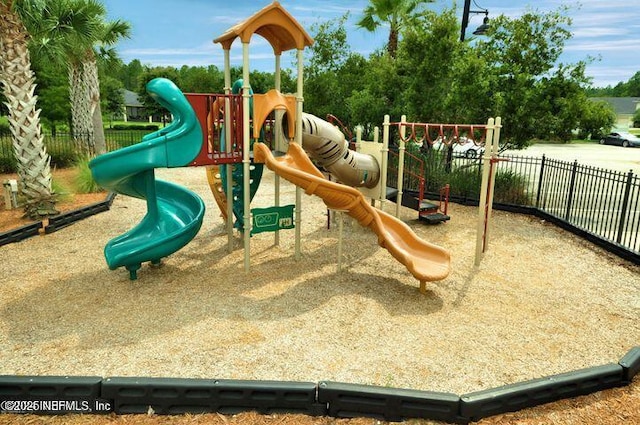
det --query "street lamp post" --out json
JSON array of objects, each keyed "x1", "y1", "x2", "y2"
[{"x1": 460, "y1": 0, "x2": 490, "y2": 41}]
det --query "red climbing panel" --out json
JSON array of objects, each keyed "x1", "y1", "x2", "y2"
[{"x1": 185, "y1": 93, "x2": 244, "y2": 165}]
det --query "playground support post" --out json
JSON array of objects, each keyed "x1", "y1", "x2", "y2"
[
  {"x1": 395, "y1": 115, "x2": 407, "y2": 218},
  {"x1": 484, "y1": 116, "x2": 502, "y2": 250},
  {"x1": 223, "y1": 48, "x2": 234, "y2": 253},
  {"x1": 274, "y1": 53, "x2": 282, "y2": 247},
  {"x1": 242, "y1": 42, "x2": 252, "y2": 272},
  {"x1": 294, "y1": 48, "x2": 304, "y2": 260},
  {"x1": 381, "y1": 115, "x2": 390, "y2": 210},
  {"x1": 475, "y1": 117, "x2": 502, "y2": 266},
  {"x1": 372, "y1": 126, "x2": 381, "y2": 207},
  {"x1": 335, "y1": 210, "x2": 346, "y2": 272}
]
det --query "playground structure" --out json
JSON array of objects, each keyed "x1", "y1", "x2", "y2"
[
  {"x1": 89, "y1": 1, "x2": 461, "y2": 290},
  {"x1": 88, "y1": 1, "x2": 504, "y2": 288}
]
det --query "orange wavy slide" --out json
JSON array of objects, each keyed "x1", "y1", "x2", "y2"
[{"x1": 253, "y1": 142, "x2": 451, "y2": 292}]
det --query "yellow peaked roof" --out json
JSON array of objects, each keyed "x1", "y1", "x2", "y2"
[{"x1": 213, "y1": 1, "x2": 314, "y2": 53}]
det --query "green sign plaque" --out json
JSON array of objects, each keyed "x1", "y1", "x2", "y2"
[{"x1": 251, "y1": 205, "x2": 295, "y2": 235}]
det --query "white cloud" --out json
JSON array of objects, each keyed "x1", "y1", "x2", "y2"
[
  {"x1": 586, "y1": 65, "x2": 639, "y2": 87},
  {"x1": 571, "y1": 27, "x2": 628, "y2": 38},
  {"x1": 565, "y1": 38, "x2": 640, "y2": 52}
]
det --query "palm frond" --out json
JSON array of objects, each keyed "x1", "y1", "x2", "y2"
[{"x1": 99, "y1": 19, "x2": 131, "y2": 45}]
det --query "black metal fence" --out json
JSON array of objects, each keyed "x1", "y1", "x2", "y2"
[
  {"x1": 391, "y1": 149, "x2": 640, "y2": 260},
  {"x1": 535, "y1": 157, "x2": 639, "y2": 255},
  {"x1": 0, "y1": 130, "x2": 151, "y2": 157},
  {"x1": 2, "y1": 132, "x2": 638, "y2": 260},
  {"x1": 0, "y1": 130, "x2": 152, "y2": 172}
]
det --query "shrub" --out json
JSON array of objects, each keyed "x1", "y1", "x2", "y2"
[
  {"x1": 0, "y1": 120, "x2": 11, "y2": 136},
  {"x1": 74, "y1": 156, "x2": 102, "y2": 193},
  {"x1": 51, "y1": 178, "x2": 72, "y2": 203},
  {"x1": 0, "y1": 155, "x2": 17, "y2": 173},
  {"x1": 493, "y1": 169, "x2": 532, "y2": 206},
  {"x1": 448, "y1": 167, "x2": 482, "y2": 200},
  {"x1": 47, "y1": 143, "x2": 78, "y2": 168}
]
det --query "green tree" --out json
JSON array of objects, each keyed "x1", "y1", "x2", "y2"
[
  {"x1": 397, "y1": 8, "x2": 490, "y2": 123},
  {"x1": 347, "y1": 52, "x2": 400, "y2": 134},
  {"x1": 589, "y1": 71, "x2": 640, "y2": 97},
  {"x1": 31, "y1": 55, "x2": 71, "y2": 133},
  {"x1": 307, "y1": 13, "x2": 351, "y2": 76},
  {"x1": 119, "y1": 58, "x2": 143, "y2": 91},
  {"x1": 532, "y1": 63, "x2": 591, "y2": 142},
  {"x1": 624, "y1": 71, "x2": 640, "y2": 97},
  {"x1": 579, "y1": 100, "x2": 616, "y2": 139},
  {"x1": 70, "y1": 4, "x2": 130, "y2": 155},
  {"x1": 25, "y1": 0, "x2": 130, "y2": 154},
  {"x1": 137, "y1": 66, "x2": 181, "y2": 119},
  {"x1": 100, "y1": 74, "x2": 124, "y2": 126},
  {"x1": 178, "y1": 65, "x2": 223, "y2": 93},
  {"x1": 475, "y1": 6, "x2": 588, "y2": 147},
  {"x1": 357, "y1": 0, "x2": 433, "y2": 58},
  {"x1": 304, "y1": 14, "x2": 365, "y2": 122}
]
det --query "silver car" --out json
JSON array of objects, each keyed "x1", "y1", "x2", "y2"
[{"x1": 599, "y1": 132, "x2": 640, "y2": 148}]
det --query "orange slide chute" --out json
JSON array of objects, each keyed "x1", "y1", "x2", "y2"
[{"x1": 253, "y1": 142, "x2": 451, "y2": 291}]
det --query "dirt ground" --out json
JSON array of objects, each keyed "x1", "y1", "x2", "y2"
[
  {"x1": 0, "y1": 168, "x2": 106, "y2": 232},
  {"x1": 0, "y1": 166, "x2": 638, "y2": 425}
]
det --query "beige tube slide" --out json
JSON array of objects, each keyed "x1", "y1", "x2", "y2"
[{"x1": 299, "y1": 113, "x2": 380, "y2": 188}]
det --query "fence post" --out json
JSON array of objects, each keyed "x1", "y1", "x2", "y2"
[
  {"x1": 616, "y1": 169, "x2": 635, "y2": 244},
  {"x1": 564, "y1": 160, "x2": 578, "y2": 221},
  {"x1": 535, "y1": 155, "x2": 546, "y2": 208}
]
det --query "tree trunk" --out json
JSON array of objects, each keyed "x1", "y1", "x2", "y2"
[
  {"x1": 0, "y1": 2, "x2": 57, "y2": 218},
  {"x1": 388, "y1": 27, "x2": 399, "y2": 59},
  {"x1": 68, "y1": 62, "x2": 93, "y2": 155},
  {"x1": 83, "y1": 54, "x2": 106, "y2": 155},
  {"x1": 92, "y1": 101, "x2": 106, "y2": 155}
]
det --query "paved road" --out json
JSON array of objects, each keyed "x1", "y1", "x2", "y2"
[{"x1": 504, "y1": 143, "x2": 640, "y2": 174}]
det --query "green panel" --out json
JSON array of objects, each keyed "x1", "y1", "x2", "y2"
[{"x1": 251, "y1": 205, "x2": 295, "y2": 235}]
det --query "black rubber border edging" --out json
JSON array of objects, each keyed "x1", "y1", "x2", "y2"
[
  {"x1": 0, "y1": 375, "x2": 105, "y2": 414},
  {"x1": 0, "y1": 193, "x2": 115, "y2": 246},
  {"x1": 459, "y1": 363, "x2": 624, "y2": 421},
  {"x1": 100, "y1": 377, "x2": 326, "y2": 416},
  {"x1": 1, "y1": 347, "x2": 638, "y2": 422},
  {"x1": 0, "y1": 221, "x2": 42, "y2": 247},
  {"x1": 620, "y1": 346, "x2": 640, "y2": 382},
  {"x1": 317, "y1": 381, "x2": 464, "y2": 423},
  {"x1": 44, "y1": 192, "x2": 116, "y2": 234}
]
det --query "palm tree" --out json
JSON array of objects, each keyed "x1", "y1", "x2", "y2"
[
  {"x1": 0, "y1": 0, "x2": 57, "y2": 218},
  {"x1": 80, "y1": 18, "x2": 130, "y2": 155},
  {"x1": 48, "y1": 0, "x2": 130, "y2": 155},
  {"x1": 357, "y1": 0, "x2": 434, "y2": 58}
]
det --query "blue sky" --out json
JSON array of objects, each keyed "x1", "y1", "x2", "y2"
[{"x1": 103, "y1": 0, "x2": 640, "y2": 88}]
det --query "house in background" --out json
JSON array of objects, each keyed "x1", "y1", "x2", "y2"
[
  {"x1": 122, "y1": 89, "x2": 173, "y2": 124},
  {"x1": 122, "y1": 89, "x2": 146, "y2": 122},
  {"x1": 589, "y1": 97, "x2": 640, "y2": 129}
]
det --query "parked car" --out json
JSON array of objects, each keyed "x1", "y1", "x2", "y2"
[
  {"x1": 599, "y1": 132, "x2": 640, "y2": 148},
  {"x1": 432, "y1": 136, "x2": 484, "y2": 158}
]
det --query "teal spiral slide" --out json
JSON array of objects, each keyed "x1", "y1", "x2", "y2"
[{"x1": 90, "y1": 78, "x2": 205, "y2": 279}]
